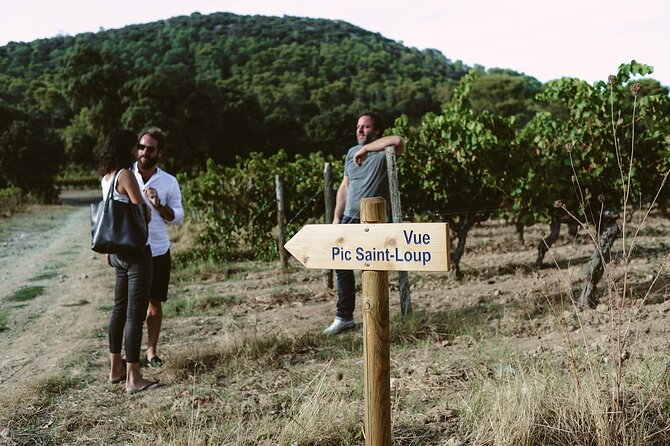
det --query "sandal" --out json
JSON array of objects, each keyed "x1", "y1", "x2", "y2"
[
  {"x1": 109, "y1": 375, "x2": 126, "y2": 384},
  {"x1": 127, "y1": 380, "x2": 160, "y2": 395},
  {"x1": 144, "y1": 356, "x2": 164, "y2": 368}
]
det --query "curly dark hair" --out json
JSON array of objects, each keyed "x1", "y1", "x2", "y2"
[{"x1": 98, "y1": 129, "x2": 138, "y2": 175}]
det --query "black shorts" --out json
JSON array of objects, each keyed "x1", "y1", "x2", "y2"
[{"x1": 150, "y1": 250, "x2": 171, "y2": 302}]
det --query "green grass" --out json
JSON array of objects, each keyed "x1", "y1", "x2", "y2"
[
  {"x1": 97, "y1": 304, "x2": 114, "y2": 312},
  {"x1": 29, "y1": 271, "x2": 58, "y2": 281},
  {"x1": 62, "y1": 299, "x2": 90, "y2": 307},
  {"x1": 28, "y1": 261, "x2": 69, "y2": 282},
  {"x1": 172, "y1": 256, "x2": 273, "y2": 281},
  {"x1": 0, "y1": 308, "x2": 9, "y2": 332},
  {"x1": 390, "y1": 307, "x2": 491, "y2": 346},
  {"x1": 45, "y1": 261, "x2": 67, "y2": 270},
  {"x1": 165, "y1": 292, "x2": 243, "y2": 317},
  {"x1": 6, "y1": 286, "x2": 45, "y2": 302}
]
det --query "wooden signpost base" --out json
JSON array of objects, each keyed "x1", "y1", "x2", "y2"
[
  {"x1": 361, "y1": 197, "x2": 391, "y2": 445},
  {"x1": 284, "y1": 196, "x2": 451, "y2": 446}
]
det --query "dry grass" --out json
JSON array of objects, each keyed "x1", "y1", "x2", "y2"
[
  {"x1": 2, "y1": 215, "x2": 670, "y2": 444},
  {"x1": 459, "y1": 350, "x2": 670, "y2": 446}
]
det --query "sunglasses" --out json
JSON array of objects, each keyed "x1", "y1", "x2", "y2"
[{"x1": 136, "y1": 143, "x2": 158, "y2": 153}]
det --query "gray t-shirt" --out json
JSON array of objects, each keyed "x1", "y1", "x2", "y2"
[{"x1": 343, "y1": 144, "x2": 390, "y2": 219}]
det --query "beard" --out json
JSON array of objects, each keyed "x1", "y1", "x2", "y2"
[
  {"x1": 357, "y1": 132, "x2": 378, "y2": 145},
  {"x1": 138, "y1": 156, "x2": 159, "y2": 170}
]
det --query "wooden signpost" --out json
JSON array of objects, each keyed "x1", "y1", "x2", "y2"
[
  {"x1": 284, "y1": 223, "x2": 450, "y2": 272},
  {"x1": 285, "y1": 197, "x2": 450, "y2": 446}
]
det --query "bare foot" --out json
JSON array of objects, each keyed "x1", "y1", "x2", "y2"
[
  {"x1": 109, "y1": 372, "x2": 126, "y2": 384},
  {"x1": 126, "y1": 379, "x2": 160, "y2": 395},
  {"x1": 109, "y1": 357, "x2": 126, "y2": 383}
]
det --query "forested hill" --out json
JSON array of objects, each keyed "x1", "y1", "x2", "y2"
[{"x1": 0, "y1": 12, "x2": 474, "y2": 180}]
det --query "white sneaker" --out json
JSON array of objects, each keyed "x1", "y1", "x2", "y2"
[{"x1": 323, "y1": 317, "x2": 355, "y2": 335}]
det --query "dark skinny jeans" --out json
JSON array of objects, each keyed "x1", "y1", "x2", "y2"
[
  {"x1": 335, "y1": 215, "x2": 359, "y2": 320},
  {"x1": 109, "y1": 246, "x2": 152, "y2": 363}
]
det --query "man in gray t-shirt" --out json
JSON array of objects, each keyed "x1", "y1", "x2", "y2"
[{"x1": 323, "y1": 112, "x2": 405, "y2": 335}]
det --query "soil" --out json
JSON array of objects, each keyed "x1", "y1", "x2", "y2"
[
  {"x1": 0, "y1": 189, "x2": 111, "y2": 390},
  {"x1": 2, "y1": 191, "x2": 670, "y2": 393}
]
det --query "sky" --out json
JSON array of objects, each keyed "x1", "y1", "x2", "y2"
[{"x1": 2, "y1": 0, "x2": 669, "y2": 87}]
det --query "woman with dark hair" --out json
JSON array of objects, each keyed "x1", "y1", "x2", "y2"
[{"x1": 98, "y1": 128, "x2": 158, "y2": 394}]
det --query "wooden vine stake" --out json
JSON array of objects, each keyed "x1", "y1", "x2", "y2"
[
  {"x1": 323, "y1": 162, "x2": 335, "y2": 288},
  {"x1": 275, "y1": 174, "x2": 288, "y2": 269},
  {"x1": 385, "y1": 145, "x2": 412, "y2": 316}
]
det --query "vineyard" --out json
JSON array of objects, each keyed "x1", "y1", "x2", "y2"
[{"x1": 180, "y1": 62, "x2": 670, "y2": 282}]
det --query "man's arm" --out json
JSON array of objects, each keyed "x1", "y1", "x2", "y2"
[
  {"x1": 333, "y1": 176, "x2": 349, "y2": 224},
  {"x1": 163, "y1": 179, "x2": 184, "y2": 225},
  {"x1": 146, "y1": 179, "x2": 184, "y2": 224},
  {"x1": 353, "y1": 135, "x2": 404, "y2": 166}
]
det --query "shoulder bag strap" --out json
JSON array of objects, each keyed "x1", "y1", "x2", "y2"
[{"x1": 104, "y1": 170, "x2": 123, "y2": 212}]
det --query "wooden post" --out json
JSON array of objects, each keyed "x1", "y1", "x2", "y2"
[
  {"x1": 386, "y1": 146, "x2": 412, "y2": 316},
  {"x1": 323, "y1": 163, "x2": 334, "y2": 289},
  {"x1": 360, "y1": 197, "x2": 391, "y2": 446},
  {"x1": 275, "y1": 175, "x2": 288, "y2": 268}
]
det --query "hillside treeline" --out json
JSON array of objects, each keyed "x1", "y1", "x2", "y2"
[{"x1": 0, "y1": 11, "x2": 509, "y2": 200}]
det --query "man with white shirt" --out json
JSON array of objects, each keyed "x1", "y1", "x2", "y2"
[{"x1": 132, "y1": 127, "x2": 184, "y2": 367}]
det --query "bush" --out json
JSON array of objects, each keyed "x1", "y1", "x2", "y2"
[
  {"x1": 0, "y1": 186, "x2": 22, "y2": 217},
  {"x1": 180, "y1": 151, "x2": 341, "y2": 261}
]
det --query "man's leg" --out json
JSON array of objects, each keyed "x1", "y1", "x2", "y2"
[
  {"x1": 145, "y1": 251, "x2": 170, "y2": 366},
  {"x1": 145, "y1": 298, "x2": 163, "y2": 364},
  {"x1": 335, "y1": 268, "x2": 356, "y2": 320},
  {"x1": 323, "y1": 269, "x2": 357, "y2": 335},
  {"x1": 324, "y1": 216, "x2": 359, "y2": 335}
]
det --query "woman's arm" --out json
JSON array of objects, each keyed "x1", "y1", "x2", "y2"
[{"x1": 116, "y1": 169, "x2": 151, "y2": 223}]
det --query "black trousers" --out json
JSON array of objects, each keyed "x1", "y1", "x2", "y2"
[{"x1": 109, "y1": 246, "x2": 152, "y2": 363}]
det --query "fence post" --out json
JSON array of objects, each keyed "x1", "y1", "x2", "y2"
[
  {"x1": 360, "y1": 197, "x2": 391, "y2": 446},
  {"x1": 386, "y1": 145, "x2": 412, "y2": 316},
  {"x1": 275, "y1": 174, "x2": 288, "y2": 269},
  {"x1": 323, "y1": 162, "x2": 334, "y2": 289}
]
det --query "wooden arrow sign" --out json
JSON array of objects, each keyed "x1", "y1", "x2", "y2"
[{"x1": 284, "y1": 223, "x2": 450, "y2": 272}]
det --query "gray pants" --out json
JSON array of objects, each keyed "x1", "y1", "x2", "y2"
[{"x1": 109, "y1": 246, "x2": 152, "y2": 363}]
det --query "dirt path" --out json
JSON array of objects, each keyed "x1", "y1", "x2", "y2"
[{"x1": 0, "y1": 198, "x2": 111, "y2": 390}]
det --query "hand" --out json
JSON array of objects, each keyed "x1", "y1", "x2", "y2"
[
  {"x1": 104, "y1": 254, "x2": 112, "y2": 267},
  {"x1": 353, "y1": 146, "x2": 368, "y2": 166},
  {"x1": 143, "y1": 187, "x2": 160, "y2": 208}
]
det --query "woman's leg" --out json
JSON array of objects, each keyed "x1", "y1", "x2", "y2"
[
  {"x1": 123, "y1": 248, "x2": 152, "y2": 364},
  {"x1": 123, "y1": 248, "x2": 158, "y2": 393},
  {"x1": 109, "y1": 255, "x2": 128, "y2": 381},
  {"x1": 109, "y1": 353, "x2": 125, "y2": 383}
]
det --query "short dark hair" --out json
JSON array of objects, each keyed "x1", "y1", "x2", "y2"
[
  {"x1": 358, "y1": 111, "x2": 385, "y2": 135},
  {"x1": 98, "y1": 128, "x2": 137, "y2": 175},
  {"x1": 139, "y1": 126, "x2": 166, "y2": 151}
]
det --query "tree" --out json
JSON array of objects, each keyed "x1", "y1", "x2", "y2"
[
  {"x1": 469, "y1": 72, "x2": 542, "y2": 126},
  {"x1": 60, "y1": 45, "x2": 127, "y2": 165},
  {"x1": 0, "y1": 120, "x2": 63, "y2": 201}
]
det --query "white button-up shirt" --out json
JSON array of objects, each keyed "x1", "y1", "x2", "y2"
[{"x1": 132, "y1": 162, "x2": 184, "y2": 256}]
